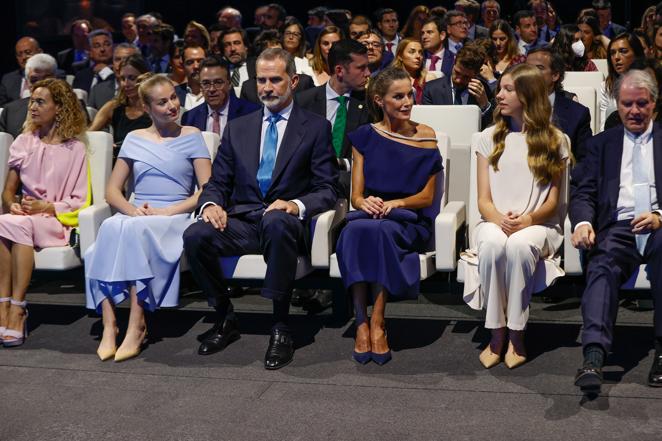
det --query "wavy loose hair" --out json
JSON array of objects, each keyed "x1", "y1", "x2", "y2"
[
  {"x1": 489, "y1": 19, "x2": 520, "y2": 63},
  {"x1": 23, "y1": 78, "x2": 87, "y2": 141},
  {"x1": 310, "y1": 26, "x2": 343, "y2": 74},
  {"x1": 490, "y1": 64, "x2": 567, "y2": 186},
  {"x1": 114, "y1": 54, "x2": 150, "y2": 107}
]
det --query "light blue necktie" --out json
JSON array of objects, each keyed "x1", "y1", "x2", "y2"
[
  {"x1": 257, "y1": 113, "x2": 281, "y2": 196},
  {"x1": 632, "y1": 136, "x2": 651, "y2": 254}
]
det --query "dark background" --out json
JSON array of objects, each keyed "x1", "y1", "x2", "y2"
[{"x1": 0, "y1": 0, "x2": 646, "y2": 75}]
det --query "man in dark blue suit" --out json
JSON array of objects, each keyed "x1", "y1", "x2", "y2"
[
  {"x1": 421, "y1": 17, "x2": 455, "y2": 79},
  {"x1": 183, "y1": 49, "x2": 338, "y2": 370},
  {"x1": 571, "y1": 70, "x2": 662, "y2": 391},
  {"x1": 526, "y1": 46, "x2": 592, "y2": 161},
  {"x1": 181, "y1": 56, "x2": 259, "y2": 134}
]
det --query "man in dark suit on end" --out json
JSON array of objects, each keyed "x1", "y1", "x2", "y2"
[
  {"x1": 422, "y1": 41, "x2": 495, "y2": 129},
  {"x1": 181, "y1": 56, "x2": 259, "y2": 135},
  {"x1": 183, "y1": 49, "x2": 338, "y2": 370},
  {"x1": 571, "y1": 70, "x2": 662, "y2": 391},
  {"x1": 526, "y1": 46, "x2": 592, "y2": 161}
]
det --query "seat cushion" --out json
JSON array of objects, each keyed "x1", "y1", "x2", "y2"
[
  {"x1": 330, "y1": 252, "x2": 436, "y2": 281},
  {"x1": 220, "y1": 255, "x2": 313, "y2": 280},
  {"x1": 34, "y1": 246, "x2": 81, "y2": 270}
]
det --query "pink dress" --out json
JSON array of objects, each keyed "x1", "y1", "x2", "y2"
[{"x1": 0, "y1": 132, "x2": 88, "y2": 248}]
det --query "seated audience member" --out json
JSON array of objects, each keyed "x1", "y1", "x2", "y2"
[
  {"x1": 89, "y1": 55, "x2": 152, "y2": 154},
  {"x1": 375, "y1": 8, "x2": 401, "y2": 56},
  {"x1": 310, "y1": 26, "x2": 343, "y2": 86},
  {"x1": 551, "y1": 25, "x2": 598, "y2": 72},
  {"x1": 577, "y1": 15, "x2": 609, "y2": 60},
  {"x1": 175, "y1": 44, "x2": 207, "y2": 111},
  {"x1": 546, "y1": 2, "x2": 562, "y2": 35},
  {"x1": 181, "y1": 56, "x2": 260, "y2": 135},
  {"x1": 513, "y1": 10, "x2": 544, "y2": 55},
  {"x1": 168, "y1": 40, "x2": 187, "y2": 86},
  {"x1": 182, "y1": 48, "x2": 338, "y2": 369},
  {"x1": 349, "y1": 15, "x2": 372, "y2": 40},
  {"x1": 148, "y1": 24, "x2": 175, "y2": 74},
  {"x1": 184, "y1": 21, "x2": 211, "y2": 52},
  {"x1": 444, "y1": 10, "x2": 470, "y2": 56},
  {"x1": 599, "y1": 33, "x2": 645, "y2": 131},
  {"x1": 358, "y1": 29, "x2": 394, "y2": 76},
  {"x1": 89, "y1": 43, "x2": 139, "y2": 110},
  {"x1": 392, "y1": 37, "x2": 439, "y2": 104},
  {"x1": 429, "y1": 6, "x2": 448, "y2": 21},
  {"x1": 335, "y1": 66, "x2": 442, "y2": 365},
  {"x1": 654, "y1": 25, "x2": 662, "y2": 62},
  {"x1": 641, "y1": 6, "x2": 657, "y2": 45},
  {"x1": 121, "y1": 13, "x2": 138, "y2": 44},
  {"x1": 423, "y1": 42, "x2": 495, "y2": 129},
  {"x1": 526, "y1": 46, "x2": 592, "y2": 160},
  {"x1": 85, "y1": 74, "x2": 212, "y2": 362},
  {"x1": 297, "y1": 39, "x2": 370, "y2": 199},
  {"x1": 0, "y1": 54, "x2": 57, "y2": 138},
  {"x1": 592, "y1": 0, "x2": 625, "y2": 39},
  {"x1": 208, "y1": 23, "x2": 223, "y2": 56},
  {"x1": 217, "y1": 7, "x2": 242, "y2": 31},
  {"x1": 58, "y1": 19, "x2": 91, "y2": 74},
  {"x1": 136, "y1": 14, "x2": 159, "y2": 58},
  {"x1": 481, "y1": 0, "x2": 500, "y2": 29},
  {"x1": 72, "y1": 29, "x2": 114, "y2": 94},
  {"x1": 604, "y1": 58, "x2": 662, "y2": 129},
  {"x1": 0, "y1": 78, "x2": 88, "y2": 347},
  {"x1": 455, "y1": 0, "x2": 489, "y2": 41},
  {"x1": 421, "y1": 17, "x2": 455, "y2": 79},
  {"x1": 262, "y1": 3, "x2": 287, "y2": 31},
  {"x1": 401, "y1": 5, "x2": 429, "y2": 40},
  {"x1": 489, "y1": 20, "x2": 526, "y2": 80},
  {"x1": 220, "y1": 28, "x2": 253, "y2": 90},
  {"x1": 463, "y1": 63, "x2": 569, "y2": 369},
  {"x1": 282, "y1": 18, "x2": 316, "y2": 77},
  {"x1": 254, "y1": 29, "x2": 283, "y2": 53},
  {"x1": 570, "y1": 69, "x2": 662, "y2": 391},
  {"x1": 305, "y1": 6, "x2": 328, "y2": 49},
  {"x1": 528, "y1": 0, "x2": 555, "y2": 42},
  {"x1": 633, "y1": 29, "x2": 654, "y2": 61},
  {"x1": 1, "y1": 37, "x2": 42, "y2": 106}
]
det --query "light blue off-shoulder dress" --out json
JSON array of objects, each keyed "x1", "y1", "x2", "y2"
[{"x1": 84, "y1": 131, "x2": 210, "y2": 312}]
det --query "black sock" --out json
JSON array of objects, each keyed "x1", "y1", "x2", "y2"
[
  {"x1": 272, "y1": 298, "x2": 290, "y2": 332},
  {"x1": 214, "y1": 297, "x2": 234, "y2": 325},
  {"x1": 583, "y1": 343, "x2": 605, "y2": 368},
  {"x1": 655, "y1": 337, "x2": 662, "y2": 353}
]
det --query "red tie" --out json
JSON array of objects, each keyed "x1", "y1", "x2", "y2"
[
  {"x1": 386, "y1": 42, "x2": 393, "y2": 53},
  {"x1": 212, "y1": 110, "x2": 221, "y2": 135},
  {"x1": 429, "y1": 55, "x2": 440, "y2": 71}
]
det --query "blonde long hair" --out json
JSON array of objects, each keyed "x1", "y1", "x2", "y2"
[
  {"x1": 23, "y1": 78, "x2": 87, "y2": 141},
  {"x1": 490, "y1": 64, "x2": 567, "y2": 186}
]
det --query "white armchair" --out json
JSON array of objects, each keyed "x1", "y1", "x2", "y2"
[{"x1": 0, "y1": 133, "x2": 14, "y2": 214}]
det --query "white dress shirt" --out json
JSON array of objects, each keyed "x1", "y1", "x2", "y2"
[
  {"x1": 184, "y1": 86, "x2": 205, "y2": 111},
  {"x1": 324, "y1": 82, "x2": 350, "y2": 126},
  {"x1": 205, "y1": 99, "x2": 229, "y2": 134},
  {"x1": 91, "y1": 65, "x2": 114, "y2": 90},
  {"x1": 382, "y1": 35, "x2": 401, "y2": 55},
  {"x1": 448, "y1": 37, "x2": 463, "y2": 55}
]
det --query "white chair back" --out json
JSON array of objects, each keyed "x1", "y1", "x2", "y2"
[
  {"x1": 592, "y1": 59, "x2": 608, "y2": 78},
  {"x1": 73, "y1": 88, "x2": 88, "y2": 105},
  {"x1": 564, "y1": 86, "x2": 598, "y2": 134},
  {"x1": 201, "y1": 131, "x2": 220, "y2": 160},
  {"x1": 65, "y1": 75, "x2": 74, "y2": 86},
  {"x1": 411, "y1": 105, "x2": 480, "y2": 146},
  {"x1": 85, "y1": 131, "x2": 113, "y2": 204},
  {"x1": 0, "y1": 133, "x2": 14, "y2": 213},
  {"x1": 562, "y1": 71, "x2": 604, "y2": 90},
  {"x1": 86, "y1": 106, "x2": 98, "y2": 123}
]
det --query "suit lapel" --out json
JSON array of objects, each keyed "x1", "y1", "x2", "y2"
[
  {"x1": 243, "y1": 109, "x2": 263, "y2": 185},
  {"x1": 653, "y1": 123, "x2": 662, "y2": 206},
  {"x1": 228, "y1": 95, "x2": 237, "y2": 119},
  {"x1": 270, "y1": 104, "x2": 305, "y2": 190},
  {"x1": 604, "y1": 127, "x2": 624, "y2": 210},
  {"x1": 313, "y1": 86, "x2": 326, "y2": 116},
  {"x1": 196, "y1": 105, "x2": 209, "y2": 130}
]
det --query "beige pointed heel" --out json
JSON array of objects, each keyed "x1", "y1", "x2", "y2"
[
  {"x1": 504, "y1": 342, "x2": 527, "y2": 369},
  {"x1": 479, "y1": 345, "x2": 502, "y2": 368}
]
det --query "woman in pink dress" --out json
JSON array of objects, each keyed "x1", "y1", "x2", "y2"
[{"x1": 0, "y1": 78, "x2": 88, "y2": 347}]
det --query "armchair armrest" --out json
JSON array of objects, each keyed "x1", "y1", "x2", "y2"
[
  {"x1": 563, "y1": 215, "x2": 582, "y2": 275},
  {"x1": 337, "y1": 157, "x2": 351, "y2": 172},
  {"x1": 435, "y1": 201, "x2": 466, "y2": 271},
  {"x1": 310, "y1": 209, "x2": 336, "y2": 268},
  {"x1": 78, "y1": 202, "x2": 112, "y2": 256}
]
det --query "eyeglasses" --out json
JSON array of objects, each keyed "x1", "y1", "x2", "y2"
[
  {"x1": 361, "y1": 41, "x2": 383, "y2": 48},
  {"x1": 450, "y1": 20, "x2": 470, "y2": 27},
  {"x1": 200, "y1": 79, "x2": 227, "y2": 90},
  {"x1": 284, "y1": 31, "x2": 302, "y2": 38}
]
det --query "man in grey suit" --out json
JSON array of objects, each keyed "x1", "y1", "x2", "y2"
[
  {"x1": 455, "y1": 0, "x2": 489, "y2": 40},
  {"x1": 0, "y1": 54, "x2": 57, "y2": 137},
  {"x1": 0, "y1": 37, "x2": 42, "y2": 106}
]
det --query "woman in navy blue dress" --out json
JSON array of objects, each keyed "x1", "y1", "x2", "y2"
[{"x1": 336, "y1": 67, "x2": 443, "y2": 365}]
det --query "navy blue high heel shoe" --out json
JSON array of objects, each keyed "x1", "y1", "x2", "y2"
[
  {"x1": 370, "y1": 350, "x2": 392, "y2": 365},
  {"x1": 352, "y1": 350, "x2": 372, "y2": 364}
]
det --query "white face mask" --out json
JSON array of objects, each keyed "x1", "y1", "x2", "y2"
[{"x1": 571, "y1": 40, "x2": 585, "y2": 58}]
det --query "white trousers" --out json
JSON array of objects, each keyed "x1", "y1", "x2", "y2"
[{"x1": 475, "y1": 223, "x2": 549, "y2": 330}]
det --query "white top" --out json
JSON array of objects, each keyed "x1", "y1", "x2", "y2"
[
  {"x1": 599, "y1": 80, "x2": 616, "y2": 132},
  {"x1": 184, "y1": 86, "x2": 204, "y2": 111},
  {"x1": 294, "y1": 56, "x2": 315, "y2": 77}
]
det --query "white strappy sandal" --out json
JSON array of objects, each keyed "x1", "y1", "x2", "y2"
[
  {"x1": 0, "y1": 297, "x2": 11, "y2": 344},
  {"x1": 3, "y1": 299, "x2": 28, "y2": 348}
]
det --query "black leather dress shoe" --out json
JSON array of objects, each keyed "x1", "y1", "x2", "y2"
[
  {"x1": 291, "y1": 289, "x2": 312, "y2": 307},
  {"x1": 302, "y1": 289, "x2": 333, "y2": 312},
  {"x1": 198, "y1": 319, "x2": 240, "y2": 355},
  {"x1": 264, "y1": 329, "x2": 294, "y2": 370},
  {"x1": 648, "y1": 351, "x2": 662, "y2": 387},
  {"x1": 574, "y1": 365, "x2": 603, "y2": 390}
]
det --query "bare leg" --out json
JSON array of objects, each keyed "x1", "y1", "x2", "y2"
[
  {"x1": 116, "y1": 285, "x2": 147, "y2": 355},
  {"x1": 97, "y1": 298, "x2": 119, "y2": 359},
  {"x1": 350, "y1": 282, "x2": 370, "y2": 353},
  {"x1": 0, "y1": 239, "x2": 12, "y2": 330},
  {"x1": 6, "y1": 243, "x2": 33, "y2": 337},
  {"x1": 370, "y1": 287, "x2": 389, "y2": 355}
]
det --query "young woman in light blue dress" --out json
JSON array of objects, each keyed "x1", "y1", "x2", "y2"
[{"x1": 84, "y1": 74, "x2": 211, "y2": 362}]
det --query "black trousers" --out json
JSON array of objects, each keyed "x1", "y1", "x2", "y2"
[
  {"x1": 582, "y1": 220, "x2": 662, "y2": 352},
  {"x1": 183, "y1": 209, "x2": 306, "y2": 307}
]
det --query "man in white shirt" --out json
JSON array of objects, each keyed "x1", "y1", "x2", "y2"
[
  {"x1": 175, "y1": 44, "x2": 206, "y2": 111},
  {"x1": 220, "y1": 28, "x2": 252, "y2": 90},
  {"x1": 513, "y1": 10, "x2": 542, "y2": 55},
  {"x1": 444, "y1": 10, "x2": 470, "y2": 56},
  {"x1": 72, "y1": 29, "x2": 115, "y2": 94},
  {"x1": 375, "y1": 8, "x2": 400, "y2": 55},
  {"x1": 571, "y1": 70, "x2": 662, "y2": 391},
  {"x1": 421, "y1": 17, "x2": 454, "y2": 79}
]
